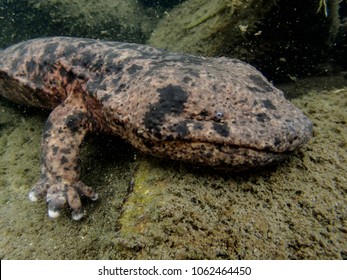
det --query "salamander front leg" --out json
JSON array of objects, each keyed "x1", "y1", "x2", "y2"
[{"x1": 28, "y1": 93, "x2": 98, "y2": 220}]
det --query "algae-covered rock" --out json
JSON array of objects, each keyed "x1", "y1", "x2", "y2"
[
  {"x1": 148, "y1": 0, "x2": 277, "y2": 56},
  {"x1": 0, "y1": 0, "x2": 158, "y2": 48},
  {"x1": 140, "y1": 0, "x2": 185, "y2": 9},
  {"x1": 148, "y1": 0, "x2": 340, "y2": 81}
]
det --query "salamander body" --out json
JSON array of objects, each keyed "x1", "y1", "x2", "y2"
[{"x1": 0, "y1": 37, "x2": 312, "y2": 219}]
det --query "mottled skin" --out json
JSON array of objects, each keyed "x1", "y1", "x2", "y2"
[{"x1": 0, "y1": 37, "x2": 312, "y2": 220}]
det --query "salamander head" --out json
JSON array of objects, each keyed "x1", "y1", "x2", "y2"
[{"x1": 131, "y1": 57, "x2": 313, "y2": 168}]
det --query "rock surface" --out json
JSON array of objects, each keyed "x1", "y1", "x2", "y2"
[{"x1": 0, "y1": 0, "x2": 158, "y2": 48}]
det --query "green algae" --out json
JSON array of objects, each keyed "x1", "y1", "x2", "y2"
[
  {"x1": 148, "y1": 0, "x2": 277, "y2": 56},
  {"x1": 148, "y1": 0, "x2": 341, "y2": 82},
  {"x1": 118, "y1": 160, "x2": 167, "y2": 236},
  {"x1": 184, "y1": 0, "x2": 232, "y2": 30},
  {"x1": 0, "y1": 0, "x2": 160, "y2": 48}
]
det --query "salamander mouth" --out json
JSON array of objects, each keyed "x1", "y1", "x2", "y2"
[
  {"x1": 143, "y1": 139, "x2": 290, "y2": 169},
  {"x1": 140, "y1": 111, "x2": 313, "y2": 165}
]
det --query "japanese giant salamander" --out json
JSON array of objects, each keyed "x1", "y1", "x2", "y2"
[{"x1": 0, "y1": 37, "x2": 312, "y2": 220}]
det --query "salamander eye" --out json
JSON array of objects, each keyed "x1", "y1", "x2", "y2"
[{"x1": 214, "y1": 111, "x2": 224, "y2": 122}]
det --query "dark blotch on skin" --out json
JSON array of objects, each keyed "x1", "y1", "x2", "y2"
[
  {"x1": 184, "y1": 68, "x2": 200, "y2": 78},
  {"x1": 183, "y1": 76, "x2": 192, "y2": 83},
  {"x1": 262, "y1": 99, "x2": 276, "y2": 110},
  {"x1": 100, "y1": 94, "x2": 112, "y2": 102},
  {"x1": 80, "y1": 51, "x2": 97, "y2": 67},
  {"x1": 65, "y1": 70, "x2": 76, "y2": 84},
  {"x1": 17, "y1": 45, "x2": 29, "y2": 60},
  {"x1": 65, "y1": 112, "x2": 85, "y2": 133},
  {"x1": 111, "y1": 76, "x2": 121, "y2": 85},
  {"x1": 42, "y1": 120, "x2": 53, "y2": 139},
  {"x1": 64, "y1": 44, "x2": 78, "y2": 56},
  {"x1": 116, "y1": 83, "x2": 126, "y2": 92},
  {"x1": 60, "y1": 156, "x2": 68, "y2": 165},
  {"x1": 143, "y1": 139, "x2": 156, "y2": 149},
  {"x1": 43, "y1": 42, "x2": 59, "y2": 64},
  {"x1": 60, "y1": 148, "x2": 71, "y2": 154},
  {"x1": 144, "y1": 84, "x2": 188, "y2": 134},
  {"x1": 193, "y1": 122, "x2": 203, "y2": 130},
  {"x1": 77, "y1": 73, "x2": 86, "y2": 80},
  {"x1": 26, "y1": 59, "x2": 37, "y2": 73},
  {"x1": 213, "y1": 122, "x2": 229, "y2": 137},
  {"x1": 90, "y1": 58, "x2": 104, "y2": 71},
  {"x1": 59, "y1": 67, "x2": 68, "y2": 78},
  {"x1": 104, "y1": 52, "x2": 119, "y2": 61},
  {"x1": 247, "y1": 86, "x2": 264, "y2": 93},
  {"x1": 106, "y1": 63, "x2": 124, "y2": 74},
  {"x1": 127, "y1": 64, "x2": 143, "y2": 74},
  {"x1": 11, "y1": 57, "x2": 20, "y2": 69},
  {"x1": 170, "y1": 120, "x2": 190, "y2": 138},
  {"x1": 52, "y1": 146, "x2": 59, "y2": 155},
  {"x1": 274, "y1": 137, "x2": 281, "y2": 147},
  {"x1": 110, "y1": 117, "x2": 126, "y2": 131},
  {"x1": 55, "y1": 176, "x2": 62, "y2": 182},
  {"x1": 256, "y1": 113, "x2": 271, "y2": 122},
  {"x1": 181, "y1": 55, "x2": 204, "y2": 65},
  {"x1": 199, "y1": 110, "x2": 209, "y2": 118},
  {"x1": 249, "y1": 74, "x2": 273, "y2": 92}
]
